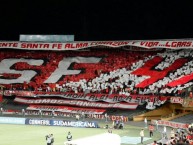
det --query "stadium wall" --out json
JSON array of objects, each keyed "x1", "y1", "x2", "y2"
[
  {"x1": 0, "y1": 117, "x2": 99, "y2": 128},
  {"x1": 133, "y1": 103, "x2": 173, "y2": 121},
  {"x1": 133, "y1": 103, "x2": 193, "y2": 121}
]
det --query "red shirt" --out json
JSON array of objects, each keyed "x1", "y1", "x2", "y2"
[{"x1": 149, "y1": 125, "x2": 154, "y2": 131}]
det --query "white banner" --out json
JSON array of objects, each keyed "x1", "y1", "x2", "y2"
[
  {"x1": 29, "y1": 93, "x2": 156, "y2": 104},
  {"x1": 14, "y1": 97, "x2": 138, "y2": 109},
  {"x1": 151, "y1": 120, "x2": 189, "y2": 129},
  {"x1": 170, "y1": 97, "x2": 184, "y2": 104},
  {"x1": 0, "y1": 40, "x2": 193, "y2": 50},
  {"x1": 4, "y1": 90, "x2": 166, "y2": 104}
]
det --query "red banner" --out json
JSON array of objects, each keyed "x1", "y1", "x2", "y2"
[
  {"x1": 0, "y1": 40, "x2": 193, "y2": 50},
  {"x1": 27, "y1": 105, "x2": 105, "y2": 114},
  {"x1": 0, "y1": 90, "x2": 3, "y2": 102},
  {"x1": 111, "y1": 115, "x2": 128, "y2": 122},
  {"x1": 14, "y1": 97, "x2": 138, "y2": 109},
  {"x1": 0, "y1": 94, "x2": 2, "y2": 102},
  {"x1": 4, "y1": 90, "x2": 34, "y2": 97}
]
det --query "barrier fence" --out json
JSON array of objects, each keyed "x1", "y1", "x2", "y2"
[{"x1": 0, "y1": 109, "x2": 129, "y2": 122}]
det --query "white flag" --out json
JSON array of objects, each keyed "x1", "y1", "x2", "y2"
[{"x1": 146, "y1": 102, "x2": 156, "y2": 110}]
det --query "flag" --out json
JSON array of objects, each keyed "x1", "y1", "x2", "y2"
[{"x1": 146, "y1": 102, "x2": 156, "y2": 110}]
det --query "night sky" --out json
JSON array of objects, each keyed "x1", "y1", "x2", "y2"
[{"x1": 1, "y1": 0, "x2": 193, "y2": 41}]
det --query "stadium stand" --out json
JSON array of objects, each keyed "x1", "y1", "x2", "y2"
[
  {"x1": 171, "y1": 113, "x2": 193, "y2": 124},
  {"x1": 1, "y1": 40, "x2": 193, "y2": 144},
  {"x1": 0, "y1": 48, "x2": 192, "y2": 95},
  {"x1": 1, "y1": 48, "x2": 193, "y2": 109}
]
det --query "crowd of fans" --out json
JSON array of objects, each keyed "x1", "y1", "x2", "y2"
[
  {"x1": 151, "y1": 125, "x2": 193, "y2": 145},
  {"x1": 0, "y1": 48, "x2": 193, "y2": 98}
]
